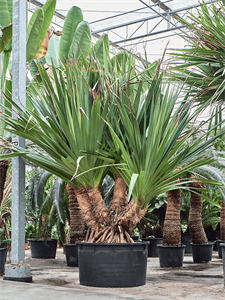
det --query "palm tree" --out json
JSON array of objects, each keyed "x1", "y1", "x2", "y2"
[
  {"x1": 0, "y1": 51, "x2": 224, "y2": 244},
  {"x1": 188, "y1": 181, "x2": 208, "y2": 244},
  {"x1": 169, "y1": 0, "x2": 225, "y2": 107},
  {"x1": 163, "y1": 189, "x2": 181, "y2": 246}
]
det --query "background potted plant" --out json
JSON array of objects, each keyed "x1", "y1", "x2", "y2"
[
  {"x1": 0, "y1": 227, "x2": 10, "y2": 274},
  {"x1": 26, "y1": 169, "x2": 61, "y2": 259}
]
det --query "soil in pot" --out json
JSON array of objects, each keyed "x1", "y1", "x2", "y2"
[
  {"x1": 157, "y1": 244, "x2": 186, "y2": 268},
  {"x1": 181, "y1": 232, "x2": 192, "y2": 254},
  {"x1": 29, "y1": 239, "x2": 57, "y2": 259},
  {"x1": 64, "y1": 244, "x2": 78, "y2": 267},
  {"x1": 142, "y1": 237, "x2": 163, "y2": 257},
  {"x1": 77, "y1": 241, "x2": 148, "y2": 287},
  {"x1": 0, "y1": 247, "x2": 8, "y2": 274},
  {"x1": 190, "y1": 242, "x2": 214, "y2": 263}
]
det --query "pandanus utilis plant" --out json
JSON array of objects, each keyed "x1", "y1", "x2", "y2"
[{"x1": 0, "y1": 54, "x2": 224, "y2": 244}]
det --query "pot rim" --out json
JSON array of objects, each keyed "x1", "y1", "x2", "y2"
[
  {"x1": 28, "y1": 238, "x2": 58, "y2": 242},
  {"x1": 190, "y1": 241, "x2": 215, "y2": 246},
  {"x1": 63, "y1": 243, "x2": 78, "y2": 247},
  {"x1": 142, "y1": 237, "x2": 163, "y2": 241},
  {"x1": 0, "y1": 247, "x2": 7, "y2": 250},
  {"x1": 76, "y1": 241, "x2": 149, "y2": 246},
  {"x1": 157, "y1": 244, "x2": 186, "y2": 248}
]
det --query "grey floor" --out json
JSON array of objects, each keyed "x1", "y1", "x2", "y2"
[{"x1": 0, "y1": 248, "x2": 225, "y2": 300}]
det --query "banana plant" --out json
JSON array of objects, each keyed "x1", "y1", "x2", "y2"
[{"x1": 33, "y1": 6, "x2": 109, "y2": 73}]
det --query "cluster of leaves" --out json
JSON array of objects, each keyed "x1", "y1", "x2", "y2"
[{"x1": 25, "y1": 168, "x2": 69, "y2": 244}]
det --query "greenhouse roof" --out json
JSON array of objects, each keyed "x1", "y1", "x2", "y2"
[{"x1": 28, "y1": 0, "x2": 218, "y2": 64}]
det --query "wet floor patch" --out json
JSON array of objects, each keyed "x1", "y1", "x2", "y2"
[
  {"x1": 183, "y1": 263, "x2": 222, "y2": 271},
  {"x1": 46, "y1": 279, "x2": 69, "y2": 286}
]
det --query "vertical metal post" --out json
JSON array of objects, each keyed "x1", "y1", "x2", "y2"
[{"x1": 3, "y1": 0, "x2": 32, "y2": 283}]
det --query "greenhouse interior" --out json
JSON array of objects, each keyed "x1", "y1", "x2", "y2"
[{"x1": 1, "y1": 0, "x2": 225, "y2": 299}]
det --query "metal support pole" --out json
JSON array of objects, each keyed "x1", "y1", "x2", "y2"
[
  {"x1": 3, "y1": 0, "x2": 32, "y2": 283},
  {"x1": 167, "y1": 10, "x2": 171, "y2": 29}
]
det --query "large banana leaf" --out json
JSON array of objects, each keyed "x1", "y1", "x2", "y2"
[
  {"x1": 26, "y1": 8, "x2": 44, "y2": 62},
  {"x1": 68, "y1": 21, "x2": 91, "y2": 62},
  {"x1": 92, "y1": 34, "x2": 109, "y2": 67},
  {"x1": 26, "y1": 0, "x2": 56, "y2": 62},
  {"x1": 58, "y1": 6, "x2": 83, "y2": 63},
  {"x1": 0, "y1": 0, "x2": 12, "y2": 28},
  {"x1": 0, "y1": 24, "x2": 12, "y2": 53},
  {"x1": 45, "y1": 34, "x2": 59, "y2": 67}
]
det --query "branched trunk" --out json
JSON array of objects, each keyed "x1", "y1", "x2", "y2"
[
  {"x1": 120, "y1": 198, "x2": 147, "y2": 234},
  {"x1": 73, "y1": 181, "x2": 146, "y2": 243},
  {"x1": 87, "y1": 186, "x2": 110, "y2": 226},
  {"x1": 109, "y1": 176, "x2": 129, "y2": 228},
  {"x1": 110, "y1": 176, "x2": 127, "y2": 214},
  {"x1": 188, "y1": 181, "x2": 208, "y2": 244},
  {"x1": 74, "y1": 186, "x2": 100, "y2": 231},
  {"x1": 163, "y1": 189, "x2": 181, "y2": 246},
  {"x1": 220, "y1": 199, "x2": 225, "y2": 241},
  {"x1": 67, "y1": 185, "x2": 86, "y2": 244}
]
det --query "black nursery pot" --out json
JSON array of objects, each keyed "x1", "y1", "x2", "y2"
[
  {"x1": 64, "y1": 244, "x2": 78, "y2": 267},
  {"x1": 158, "y1": 244, "x2": 186, "y2": 267},
  {"x1": 220, "y1": 243, "x2": 225, "y2": 278},
  {"x1": 77, "y1": 241, "x2": 149, "y2": 287},
  {"x1": 181, "y1": 232, "x2": 192, "y2": 254},
  {"x1": 142, "y1": 237, "x2": 163, "y2": 257},
  {"x1": 29, "y1": 239, "x2": 57, "y2": 259},
  {"x1": 0, "y1": 247, "x2": 7, "y2": 274},
  {"x1": 190, "y1": 242, "x2": 214, "y2": 263},
  {"x1": 216, "y1": 240, "x2": 225, "y2": 258}
]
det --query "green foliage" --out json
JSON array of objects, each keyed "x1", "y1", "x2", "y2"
[
  {"x1": 0, "y1": 24, "x2": 12, "y2": 53},
  {"x1": 0, "y1": 227, "x2": 10, "y2": 248},
  {"x1": 25, "y1": 168, "x2": 69, "y2": 245},
  {"x1": 26, "y1": 0, "x2": 56, "y2": 62},
  {"x1": 170, "y1": 0, "x2": 225, "y2": 106},
  {"x1": 58, "y1": 6, "x2": 83, "y2": 63},
  {"x1": 25, "y1": 223, "x2": 36, "y2": 243},
  {"x1": 202, "y1": 189, "x2": 221, "y2": 230}
]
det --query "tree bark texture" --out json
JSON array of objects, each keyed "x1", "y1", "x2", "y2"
[
  {"x1": 220, "y1": 199, "x2": 225, "y2": 241},
  {"x1": 163, "y1": 189, "x2": 181, "y2": 246},
  {"x1": 73, "y1": 177, "x2": 146, "y2": 243},
  {"x1": 188, "y1": 181, "x2": 208, "y2": 244},
  {"x1": 0, "y1": 160, "x2": 9, "y2": 207},
  {"x1": 67, "y1": 185, "x2": 86, "y2": 244}
]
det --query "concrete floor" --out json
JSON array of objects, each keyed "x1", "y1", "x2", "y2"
[{"x1": 0, "y1": 247, "x2": 225, "y2": 300}]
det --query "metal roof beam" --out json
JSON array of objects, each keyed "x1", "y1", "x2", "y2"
[
  {"x1": 92, "y1": 0, "x2": 215, "y2": 34},
  {"x1": 110, "y1": 24, "x2": 189, "y2": 45}
]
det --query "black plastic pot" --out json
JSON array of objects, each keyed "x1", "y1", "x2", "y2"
[
  {"x1": 29, "y1": 239, "x2": 57, "y2": 259},
  {"x1": 205, "y1": 230, "x2": 218, "y2": 250},
  {"x1": 181, "y1": 232, "x2": 192, "y2": 254},
  {"x1": 0, "y1": 247, "x2": 7, "y2": 274},
  {"x1": 220, "y1": 243, "x2": 225, "y2": 279},
  {"x1": 190, "y1": 242, "x2": 214, "y2": 263},
  {"x1": 157, "y1": 244, "x2": 186, "y2": 268},
  {"x1": 64, "y1": 243, "x2": 78, "y2": 267},
  {"x1": 77, "y1": 241, "x2": 149, "y2": 287},
  {"x1": 216, "y1": 239, "x2": 225, "y2": 258},
  {"x1": 142, "y1": 237, "x2": 163, "y2": 257}
]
